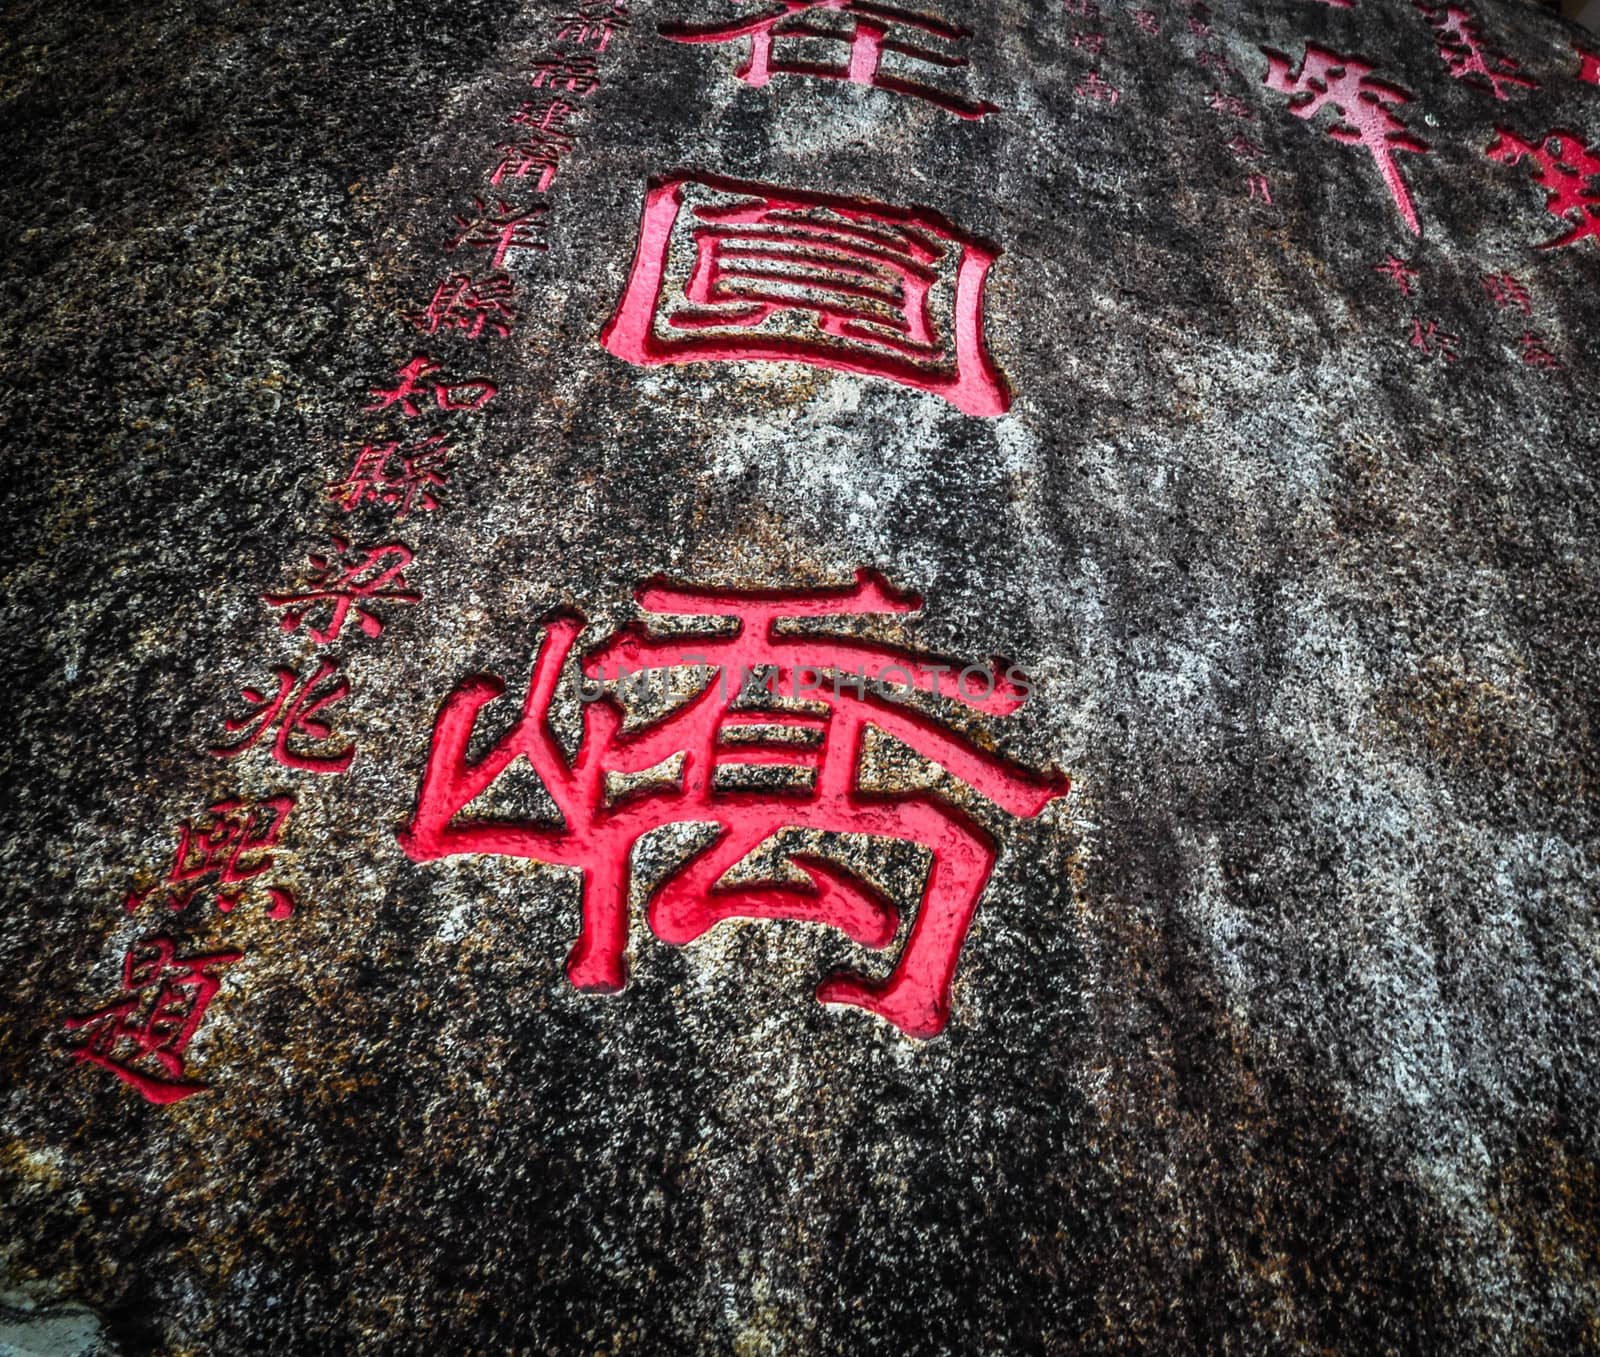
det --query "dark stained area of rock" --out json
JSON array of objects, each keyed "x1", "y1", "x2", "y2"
[{"x1": 2, "y1": 0, "x2": 1599, "y2": 1352}]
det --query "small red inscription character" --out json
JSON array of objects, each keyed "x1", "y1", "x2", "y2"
[
  {"x1": 1409, "y1": 319, "x2": 1459, "y2": 361},
  {"x1": 1519, "y1": 331, "x2": 1563, "y2": 369},
  {"x1": 1263, "y1": 45, "x2": 1430, "y2": 234},
  {"x1": 555, "y1": 0, "x2": 630, "y2": 52},
  {"x1": 1374, "y1": 254, "x2": 1420, "y2": 294},
  {"x1": 366, "y1": 356, "x2": 497, "y2": 416},
  {"x1": 66, "y1": 939, "x2": 244, "y2": 1103},
  {"x1": 1414, "y1": 2, "x2": 1535, "y2": 102},
  {"x1": 1227, "y1": 133, "x2": 1263, "y2": 160},
  {"x1": 1480, "y1": 271, "x2": 1531, "y2": 314},
  {"x1": 1485, "y1": 127, "x2": 1600, "y2": 249},
  {"x1": 1245, "y1": 173, "x2": 1272, "y2": 203},
  {"x1": 1579, "y1": 44, "x2": 1600, "y2": 86},
  {"x1": 411, "y1": 273, "x2": 517, "y2": 339},
  {"x1": 496, "y1": 99, "x2": 579, "y2": 193},
  {"x1": 399, "y1": 571, "x2": 1069, "y2": 1038},
  {"x1": 212, "y1": 660, "x2": 355, "y2": 774},
  {"x1": 1132, "y1": 10, "x2": 1159, "y2": 35},
  {"x1": 327, "y1": 437, "x2": 450, "y2": 520},
  {"x1": 263, "y1": 537, "x2": 422, "y2": 645},
  {"x1": 445, "y1": 197, "x2": 547, "y2": 271},
  {"x1": 660, "y1": 0, "x2": 998, "y2": 120},
  {"x1": 1074, "y1": 70, "x2": 1120, "y2": 105},
  {"x1": 530, "y1": 52, "x2": 601, "y2": 94},
  {"x1": 600, "y1": 173, "x2": 1011, "y2": 416},
  {"x1": 1208, "y1": 89, "x2": 1253, "y2": 119},
  {"x1": 125, "y1": 795, "x2": 297, "y2": 919}
]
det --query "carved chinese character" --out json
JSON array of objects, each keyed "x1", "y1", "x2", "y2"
[
  {"x1": 66, "y1": 939, "x2": 244, "y2": 1103},
  {"x1": 445, "y1": 197, "x2": 547, "y2": 271},
  {"x1": 212, "y1": 661, "x2": 355, "y2": 774},
  {"x1": 530, "y1": 52, "x2": 601, "y2": 94},
  {"x1": 1374, "y1": 254, "x2": 1420, "y2": 295},
  {"x1": 1074, "y1": 69, "x2": 1120, "y2": 105},
  {"x1": 1480, "y1": 271, "x2": 1531, "y2": 314},
  {"x1": 495, "y1": 99, "x2": 579, "y2": 192},
  {"x1": 410, "y1": 273, "x2": 517, "y2": 339},
  {"x1": 1207, "y1": 89, "x2": 1253, "y2": 119},
  {"x1": 365, "y1": 356, "x2": 497, "y2": 416},
  {"x1": 600, "y1": 174, "x2": 1011, "y2": 417},
  {"x1": 123, "y1": 796, "x2": 297, "y2": 919},
  {"x1": 1245, "y1": 173, "x2": 1272, "y2": 203},
  {"x1": 1227, "y1": 133, "x2": 1263, "y2": 160},
  {"x1": 399, "y1": 572, "x2": 1069, "y2": 1038},
  {"x1": 1409, "y1": 319, "x2": 1459, "y2": 361},
  {"x1": 1519, "y1": 331, "x2": 1563, "y2": 369},
  {"x1": 326, "y1": 436, "x2": 450, "y2": 520},
  {"x1": 660, "y1": 0, "x2": 998, "y2": 119},
  {"x1": 1263, "y1": 45, "x2": 1430, "y2": 235},
  {"x1": 554, "y1": 0, "x2": 629, "y2": 52},
  {"x1": 1132, "y1": 10, "x2": 1160, "y2": 35},
  {"x1": 1414, "y1": 2, "x2": 1535, "y2": 101},
  {"x1": 1485, "y1": 127, "x2": 1600, "y2": 250},
  {"x1": 262, "y1": 537, "x2": 422, "y2": 645}
]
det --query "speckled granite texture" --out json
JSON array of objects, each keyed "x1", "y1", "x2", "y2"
[{"x1": 2, "y1": 0, "x2": 1598, "y2": 1352}]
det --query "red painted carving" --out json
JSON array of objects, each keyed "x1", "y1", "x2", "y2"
[
  {"x1": 496, "y1": 99, "x2": 579, "y2": 192},
  {"x1": 1208, "y1": 89, "x2": 1253, "y2": 119},
  {"x1": 1228, "y1": 133, "x2": 1263, "y2": 160},
  {"x1": 1063, "y1": 0, "x2": 1100, "y2": 17},
  {"x1": 1414, "y1": 3, "x2": 1535, "y2": 101},
  {"x1": 1072, "y1": 32, "x2": 1106, "y2": 56},
  {"x1": 1074, "y1": 70, "x2": 1121, "y2": 105},
  {"x1": 66, "y1": 939, "x2": 244, "y2": 1104},
  {"x1": 600, "y1": 173, "x2": 1011, "y2": 417},
  {"x1": 1262, "y1": 45, "x2": 1430, "y2": 235},
  {"x1": 1196, "y1": 51, "x2": 1233, "y2": 75},
  {"x1": 445, "y1": 197, "x2": 547, "y2": 270},
  {"x1": 1374, "y1": 254, "x2": 1420, "y2": 294},
  {"x1": 1187, "y1": 15, "x2": 1212, "y2": 38},
  {"x1": 530, "y1": 52, "x2": 601, "y2": 94},
  {"x1": 1579, "y1": 44, "x2": 1600, "y2": 86},
  {"x1": 1409, "y1": 318, "x2": 1459, "y2": 361},
  {"x1": 660, "y1": 1, "x2": 998, "y2": 120},
  {"x1": 124, "y1": 796, "x2": 297, "y2": 919},
  {"x1": 1314, "y1": 0, "x2": 1355, "y2": 9},
  {"x1": 1485, "y1": 127, "x2": 1600, "y2": 249},
  {"x1": 327, "y1": 436, "x2": 450, "y2": 520},
  {"x1": 211, "y1": 661, "x2": 355, "y2": 774},
  {"x1": 411, "y1": 273, "x2": 517, "y2": 339},
  {"x1": 1132, "y1": 10, "x2": 1159, "y2": 35},
  {"x1": 1519, "y1": 331, "x2": 1563, "y2": 369},
  {"x1": 1480, "y1": 271, "x2": 1531, "y2": 314},
  {"x1": 399, "y1": 572, "x2": 1069, "y2": 1038},
  {"x1": 1245, "y1": 172, "x2": 1272, "y2": 202},
  {"x1": 366, "y1": 356, "x2": 497, "y2": 416},
  {"x1": 555, "y1": 0, "x2": 630, "y2": 52},
  {"x1": 263, "y1": 538, "x2": 421, "y2": 645}
]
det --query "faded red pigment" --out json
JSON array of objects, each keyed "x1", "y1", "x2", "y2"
[
  {"x1": 125, "y1": 795, "x2": 298, "y2": 919},
  {"x1": 662, "y1": 0, "x2": 998, "y2": 119},
  {"x1": 1263, "y1": 45, "x2": 1430, "y2": 234},
  {"x1": 399, "y1": 572, "x2": 1068, "y2": 1038},
  {"x1": 327, "y1": 438, "x2": 451, "y2": 520},
  {"x1": 600, "y1": 174, "x2": 1011, "y2": 417},
  {"x1": 1414, "y1": 2, "x2": 1536, "y2": 101},
  {"x1": 66, "y1": 939, "x2": 244, "y2": 1104},
  {"x1": 1486, "y1": 127, "x2": 1600, "y2": 249},
  {"x1": 212, "y1": 661, "x2": 355, "y2": 774}
]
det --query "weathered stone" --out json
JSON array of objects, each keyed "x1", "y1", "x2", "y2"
[{"x1": 2, "y1": 0, "x2": 1598, "y2": 1351}]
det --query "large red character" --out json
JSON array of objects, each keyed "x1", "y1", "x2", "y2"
[
  {"x1": 1486, "y1": 127, "x2": 1600, "y2": 249},
  {"x1": 660, "y1": 0, "x2": 998, "y2": 120},
  {"x1": 1262, "y1": 45, "x2": 1430, "y2": 235},
  {"x1": 600, "y1": 173, "x2": 1011, "y2": 417},
  {"x1": 399, "y1": 571, "x2": 1068, "y2": 1037}
]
